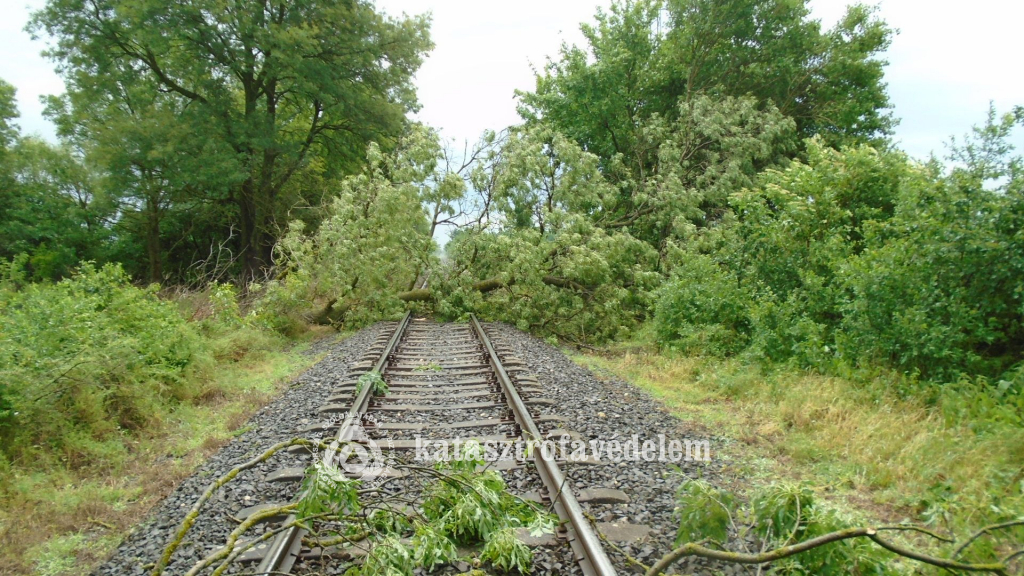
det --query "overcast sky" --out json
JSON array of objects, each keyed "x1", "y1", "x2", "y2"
[{"x1": 2, "y1": 0, "x2": 1021, "y2": 160}]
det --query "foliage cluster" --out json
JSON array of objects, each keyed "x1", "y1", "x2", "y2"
[
  {"x1": 258, "y1": 128, "x2": 442, "y2": 329},
  {"x1": 676, "y1": 480, "x2": 893, "y2": 574},
  {"x1": 355, "y1": 371, "x2": 389, "y2": 396},
  {"x1": 0, "y1": 262, "x2": 204, "y2": 465},
  {"x1": 0, "y1": 82, "x2": 108, "y2": 281},
  {"x1": 11, "y1": 0, "x2": 433, "y2": 283},
  {"x1": 653, "y1": 109, "x2": 1024, "y2": 412},
  {"x1": 293, "y1": 441, "x2": 553, "y2": 575},
  {"x1": 406, "y1": 0, "x2": 890, "y2": 342},
  {"x1": 671, "y1": 478, "x2": 1023, "y2": 574}
]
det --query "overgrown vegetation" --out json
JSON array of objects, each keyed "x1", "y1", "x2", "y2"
[
  {"x1": 655, "y1": 121, "x2": 1024, "y2": 386},
  {"x1": 0, "y1": 261, "x2": 325, "y2": 574},
  {"x1": 576, "y1": 348, "x2": 1024, "y2": 573},
  {"x1": 0, "y1": 262, "x2": 205, "y2": 462},
  {"x1": 2, "y1": 0, "x2": 1023, "y2": 572}
]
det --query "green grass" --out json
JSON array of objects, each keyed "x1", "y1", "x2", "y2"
[
  {"x1": 572, "y1": 343, "x2": 1024, "y2": 562},
  {"x1": 0, "y1": 327, "x2": 335, "y2": 576}
]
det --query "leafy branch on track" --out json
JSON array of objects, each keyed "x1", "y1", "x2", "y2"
[
  {"x1": 159, "y1": 438, "x2": 555, "y2": 575},
  {"x1": 355, "y1": 371, "x2": 389, "y2": 396},
  {"x1": 152, "y1": 437, "x2": 332, "y2": 576}
]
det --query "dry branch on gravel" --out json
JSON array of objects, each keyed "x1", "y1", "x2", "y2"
[
  {"x1": 646, "y1": 521, "x2": 1024, "y2": 576},
  {"x1": 152, "y1": 438, "x2": 331, "y2": 576}
]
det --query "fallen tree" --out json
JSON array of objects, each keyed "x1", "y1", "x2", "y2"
[
  {"x1": 396, "y1": 275, "x2": 589, "y2": 302},
  {"x1": 309, "y1": 275, "x2": 593, "y2": 326}
]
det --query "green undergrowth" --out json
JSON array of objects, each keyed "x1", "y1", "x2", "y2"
[
  {"x1": 0, "y1": 263, "x2": 332, "y2": 575},
  {"x1": 573, "y1": 340, "x2": 1024, "y2": 571}
]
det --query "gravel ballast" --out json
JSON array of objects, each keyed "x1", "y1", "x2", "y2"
[
  {"x1": 95, "y1": 320, "x2": 744, "y2": 576},
  {"x1": 93, "y1": 325, "x2": 390, "y2": 576},
  {"x1": 484, "y1": 323, "x2": 742, "y2": 576}
]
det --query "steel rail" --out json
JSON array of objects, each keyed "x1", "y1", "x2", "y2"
[
  {"x1": 255, "y1": 311, "x2": 413, "y2": 575},
  {"x1": 469, "y1": 315, "x2": 619, "y2": 576}
]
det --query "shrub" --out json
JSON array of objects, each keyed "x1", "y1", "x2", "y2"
[
  {"x1": 654, "y1": 110, "x2": 1024, "y2": 398},
  {"x1": 0, "y1": 263, "x2": 207, "y2": 464},
  {"x1": 838, "y1": 172, "x2": 1024, "y2": 380},
  {"x1": 653, "y1": 254, "x2": 752, "y2": 355}
]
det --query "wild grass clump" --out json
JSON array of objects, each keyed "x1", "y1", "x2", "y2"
[{"x1": 576, "y1": 348, "x2": 1024, "y2": 544}]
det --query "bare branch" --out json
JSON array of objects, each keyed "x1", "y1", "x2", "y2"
[
  {"x1": 646, "y1": 526, "x2": 1013, "y2": 576},
  {"x1": 953, "y1": 520, "x2": 1024, "y2": 558}
]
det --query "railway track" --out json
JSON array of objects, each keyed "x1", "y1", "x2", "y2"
[{"x1": 239, "y1": 313, "x2": 620, "y2": 575}]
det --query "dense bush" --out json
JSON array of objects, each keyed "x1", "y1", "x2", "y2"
[
  {"x1": 654, "y1": 141, "x2": 907, "y2": 360},
  {"x1": 0, "y1": 263, "x2": 207, "y2": 465},
  {"x1": 653, "y1": 254, "x2": 751, "y2": 355},
  {"x1": 733, "y1": 142, "x2": 910, "y2": 366},
  {"x1": 839, "y1": 145, "x2": 1024, "y2": 379},
  {"x1": 653, "y1": 109, "x2": 1024, "y2": 399}
]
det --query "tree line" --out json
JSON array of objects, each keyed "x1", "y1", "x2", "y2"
[
  {"x1": 3, "y1": 1, "x2": 1022, "y2": 572},
  {"x1": 4, "y1": 0, "x2": 1024, "y2": 394}
]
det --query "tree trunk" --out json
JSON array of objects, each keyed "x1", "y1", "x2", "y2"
[
  {"x1": 238, "y1": 179, "x2": 263, "y2": 281},
  {"x1": 146, "y1": 193, "x2": 163, "y2": 284},
  {"x1": 313, "y1": 276, "x2": 593, "y2": 328},
  {"x1": 395, "y1": 276, "x2": 591, "y2": 302}
]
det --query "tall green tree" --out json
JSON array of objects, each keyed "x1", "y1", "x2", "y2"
[
  {"x1": 519, "y1": 0, "x2": 894, "y2": 207},
  {"x1": 0, "y1": 80, "x2": 108, "y2": 279},
  {"x1": 32, "y1": 0, "x2": 432, "y2": 279},
  {"x1": 47, "y1": 77, "x2": 241, "y2": 283},
  {"x1": 657, "y1": 0, "x2": 894, "y2": 147},
  {"x1": 0, "y1": 80, "x2": 18, "y2": 151}
]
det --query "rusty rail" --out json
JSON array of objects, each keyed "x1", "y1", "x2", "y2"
[
  {"x1": 470, "y1": 314, "x2": 618, "y2": 576},
  {"x1": 255, "y1": 311, "x2": 412, "y2": 574}
]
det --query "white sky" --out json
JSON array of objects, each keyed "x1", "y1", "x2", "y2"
[{"x1": 2, "y1": 0, "x2": 1022, "y2": 160}]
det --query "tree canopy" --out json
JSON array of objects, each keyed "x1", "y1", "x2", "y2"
[
  {"x1": 5, "y1": 0, "x2": 1024, "y2": 389},
  {"x1": 31, "y1": 0, "x2": 432, "y2": 280},
  {"x1": 515, "y1": 0, "x2": 892, "y2": 254}
]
